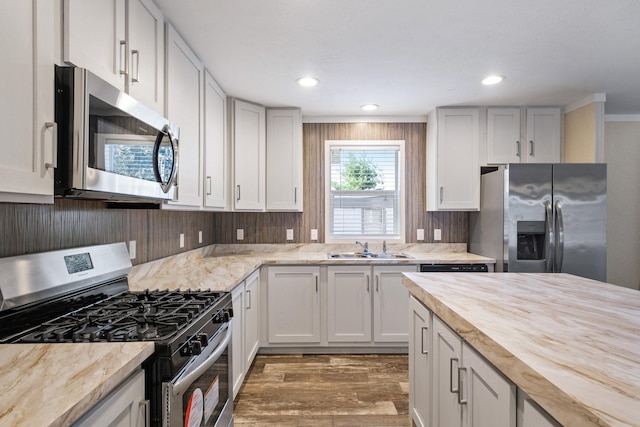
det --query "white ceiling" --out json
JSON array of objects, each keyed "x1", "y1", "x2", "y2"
[{"x1": 154, "y1": 0, "x2": 640, "y2": 118}]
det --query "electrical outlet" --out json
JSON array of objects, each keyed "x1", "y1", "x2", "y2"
[
  {"x1": 198, "y1": 230, "x2": 203, "y2": 244},
  {"x1": 286, "y1": 229, "x2": 294, "y2": 240},
  {"x1": 180, "y1": 233, "x2": 185, "y2": 248},
  {"x1": 128, "y1": 240, "x2": 136, "y2": 259},
  {"x1": 434, "y1": 228, "x2": 442, "y2": 241},
  {"x1": 237, "y1": 229, "x2": 244, "y2": 240},
  {"x1": 417, "y1": 229, "x2": 425, "y2": 241},
  {"x1": 311, "y1": 229, "x2": 318, "y2": 241}
]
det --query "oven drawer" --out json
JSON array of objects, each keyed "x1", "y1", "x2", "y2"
[{"x1": 72, "y1": 369, "x2": 148, "y2": 427}]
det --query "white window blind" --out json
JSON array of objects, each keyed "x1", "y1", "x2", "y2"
[{"x1": 326, "y1": 141, "x2": 404, "y2": 241}]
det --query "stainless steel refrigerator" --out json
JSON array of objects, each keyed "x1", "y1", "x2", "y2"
[{"x1": 469, "y1": 163, "x2": 607, "y2": 281}]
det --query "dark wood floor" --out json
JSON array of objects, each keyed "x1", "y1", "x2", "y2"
[{"x1": 234, "y1": 354, "x2": 410, "y2": 426}]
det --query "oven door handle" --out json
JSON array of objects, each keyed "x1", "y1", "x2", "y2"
[{"x1": 172, "y1": 326, "x2": 231, "y2": 396}]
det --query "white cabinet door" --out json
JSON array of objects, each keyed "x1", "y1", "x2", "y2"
[
  {"x1": 487, "y1": 108, "x2": 522, "y2": 164},
  {"x1": 327, "y1": 266, "x2": 372, "y2": 343},
  {"x1": 165, "y1": 24, "x2": 204, "y2": 208},
  {"x1": 233, "y1": 99, "x2": 266, "y2": 211},
  {"x1": 0, "y1": 0, "x2": 56, "y2": 203},
  {"x1": 427, "y1": 108, "x2": 480, "y2": 211},
  {"x1": 517, "y1": 391, "x2": 561, "y2": 427},
  {"x1": 203, "y1": 72, "x2": 228, "y2": 209},
  {"x1": 373, "y1": 265, "x2": 415, "y2": 343},
  {"x1": 409, "y1": 296, "x2": 432, "y2": 427},
  {"x1": 462, "y1": 344, "x2": 516, "y2": 427},
  {"x1": 64, "y1": 0, "x2": 126, "y2": 90},
  {"x1": 266, "y1": 108, "x2": 303, "y2": 211},
  {"x1": 526, "y1": 108, "x2": 561, "y2": 163},
  {"x1": 231, "y1": 284, "x2": 245, "y2": 399},
  {"x1": 244, "y1": 270, "x2": 260, "y2": 370},
  {"x1": 267, "y1": 267, "x2": 320, "y2": 343},
  {"x1": 432, "y1": 315, "x2": 464, "y2": 427},
  {"x1": 72, "y1": 369, "x2": 146, "y2": 427},
  {"x1": 127, "y1": 0, "x2": 164, "y2": 114}
]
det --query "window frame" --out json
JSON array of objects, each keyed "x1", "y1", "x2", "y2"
[{"x1": 324, "y1": 140, "x2": 406, "y2": 244}]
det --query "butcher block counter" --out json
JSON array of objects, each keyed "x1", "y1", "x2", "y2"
[
  {"x1": 402, "y1": 272, "x2": 640, "y2": 427},
  {"x1": 0, "y1": 342, "x2": 154, "y2": 427}
]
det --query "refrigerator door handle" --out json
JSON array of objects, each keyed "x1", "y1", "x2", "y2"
[
  {"x1": 555, "y1": 201, "x2": 565, "y2": 273},
  {"x1": 545, "y1": 201, "x2": 554, "y2": 273}
]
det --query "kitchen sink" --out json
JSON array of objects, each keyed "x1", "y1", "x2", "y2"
[{"x1": 327, "y1": 252, "x2": 414, "y2": 259}]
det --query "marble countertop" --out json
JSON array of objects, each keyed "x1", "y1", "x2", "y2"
[
  {"x1": 0, "y1": 342, "x2": 154, "y2": 427},
  {"x1": 128, "y1": 243, "x2": 494, "y2": 292},
  {"x1": 403, "y1": 272, "x2": 640, "y2": 427}
]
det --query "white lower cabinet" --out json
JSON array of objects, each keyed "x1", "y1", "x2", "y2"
[
  {"x1": 231, "y1": 270, "x2": 260, "y2": 399},
  {"x1": 72, "y1": 369, "x2": 146, "y2": 427},
  {"x1": 327, "y1": 266, "x2": 372, "y2": 342},
  {"x1": 266, "y1": 266, "x2": 321, "y2": 344},
  {"x1": 410, "y1": 296, "x2": 517, "y2": 427},
  {"x1": 517, "y1": 392, "x2": 561, "y2": 427},
  {"x1": 373, "y1": 265, "x2": 414, "y2": 342}
]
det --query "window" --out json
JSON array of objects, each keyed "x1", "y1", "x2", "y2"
[{"x1": 325, "y1": 140, "x2": 405, "y2": 242}]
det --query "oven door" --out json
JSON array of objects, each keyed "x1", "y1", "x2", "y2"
[{"x1": 163, "y1": 324, "x2": 233, "y2": 427}]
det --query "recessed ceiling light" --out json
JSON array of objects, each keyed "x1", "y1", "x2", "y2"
[
  {"x1": 482, "y1": 75, "x2": 506, "y2": 85},
  {"x1": 361, "y1": 104, "x2": 379, "y2": 111},
  {"x1": 296, "y1": 77, "x2": 319, "y2": 87}
]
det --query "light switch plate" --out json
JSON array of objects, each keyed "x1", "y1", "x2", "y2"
[
  {"x1": 128, "y1": 240, "x2": 136, "y2": 259},
  {"x1": 198, "y1": 231, "x2": 203, "y2": 244},
  {"x1": 179, "y1": 233, "x2": 185, "y2": 248},
  {"x1": 311, "y1": 229, "x2": 318, "y2": 241},
  {"x1": 237, "y1": 229, "x2": 244, "y2": 240},
  {"x1": 434, "y1": 229, "x2": 442, "y2": 241},
  {"x1": 417, "y1": 229, "x2": 425, "y2": 241},
  {"x1": 286, "y1": 229, "x2": 294, "y2": 240}
]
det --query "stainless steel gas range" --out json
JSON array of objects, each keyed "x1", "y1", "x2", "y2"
[{"x1": 0, "y1": 243, "x2": 234, "y2": 427}]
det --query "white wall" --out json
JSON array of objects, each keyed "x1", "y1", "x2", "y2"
[{"x1": 604, "y1": 116, "x2": 640, "y2": 290}]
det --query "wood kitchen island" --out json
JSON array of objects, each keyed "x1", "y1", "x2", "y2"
[{"x1": 403, "y1": 272, "x2": 640, "y2": 427}]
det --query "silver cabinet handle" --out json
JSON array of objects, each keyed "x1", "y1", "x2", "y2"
[
  {"x1": 420, "y1": 326, "x2": 429, "y2": 354},
  {"x1": 439, "y1": 186, "x2": 444, "y2": 204},
  {"x1": 449, "y1": 357, "x2": 459, "y2": 393},
  {"x1": 315, "y1": 275, "x2": 318, "y2": 293},
  {"x1": 375, "y1": 275, "x2": 379, "y2": 293},
  {"x1": 236, "y1": 184, "x2": 241, "y2": 201},
  {"x1": 246, "y1": 289, "x2": 251, "y2": 310},
  {"x1": 131, "y1": 49, "x2": 140, "y2": 82},
  {"x1": 516, "y1": 140, "x2": 521, "y2": 158},
  {"x1": 457, "y1": 366, "x2": 468, "y2": 404},
  {"x1": 206, "y1": 176, "x2": 212, "y2": 195},
  {"x1": 119, "y1": 40, "x2": 128, "y2": 75},
  {"x1": 139, "y1": 399, "x2": 150, "y2": 427},
  {"x1": 44, "y1": 122, "x2": 57, "y2": 169},
  {"x1": 366, "y1": 275, "x2": 370, "y2": 292},
  {"x1": 529, "y1": 140, "x2": 534, "y2": 156},
  {"x1": 294, "y1": 187, "x2": 297, "y2": 203}
]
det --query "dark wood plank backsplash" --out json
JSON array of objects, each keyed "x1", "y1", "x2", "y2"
[{"x1": 0, "y1": 123, "x2": 467, "y2": 263}]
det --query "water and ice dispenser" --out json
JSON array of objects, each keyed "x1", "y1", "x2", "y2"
[{"x1": 516, "y1": 221, "x2": 546, "y2": 260}]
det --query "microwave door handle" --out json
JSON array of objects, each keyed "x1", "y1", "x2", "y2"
[
  {"x1": 153, "y1": 126, "x2": 179, "y2": 193},
  {"x1": 554, "y1": 201, "x2": 564, "y2": 273},
  {"x1": 172, "y1": 326, "x2": 231, "y2": 396},
  {"x1": 545, "y1": 201, "x2": 554, "y2": 273}
]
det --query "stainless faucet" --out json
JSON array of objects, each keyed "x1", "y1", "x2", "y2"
[
  {"x1": 355, "y1": 241, "x2": 369, "y2": 253},
  {"x1": 382, "y1": 240, "x2": 387, "y2": 253}
]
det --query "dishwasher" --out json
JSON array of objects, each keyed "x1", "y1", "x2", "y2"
[{"x1": 419, "y1": 264, "x2": 489, "y2": 273}]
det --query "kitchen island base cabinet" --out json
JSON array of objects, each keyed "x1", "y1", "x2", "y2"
[
  {"x1": 71, "y1": 369, "x2": 146, "y2": 427},
  {"x1": 266, "y1": 266, "x2": 321, "y2": 344},
  {"x1": 410, "y1": 296, "x2": 516, "y2": 427},
  {"x1": 517, "y1": 392, "x2": 561, "y2": 427}
]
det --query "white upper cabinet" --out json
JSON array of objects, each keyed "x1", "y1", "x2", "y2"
[
  {"x1": 487, "y1": 107, "x2": 561, "y2": 164},
  {"x1": 526, "y1": 108, "x2": 561, "y2": 163},
  {"x1": 203, "y1": 71, "x2": 228, "y2": 209},
  {"x1": 427, "y1": 108, "x2": 480, "y2": 211},
  {"x1": 126, "y1": 0, "x2": 165, "y2": 114},
  {"x1": 232, "y1": 99, "x2": 266, "y2": 211},
  {"x1": 64, "y1": 0, "x2": 164, "y2": 114},
  {"x1": 487, "y1": 108, "x2": 522, "y2": 164},
  {"x1": 0, "y1": 0, "x2": 56, "y2": 203},
  {"x1": 165, "y1": 24, "x2": 204, "y2": 208},
  {"x1": 266, "y1": 108, "x2": 303, "y2": 211}
]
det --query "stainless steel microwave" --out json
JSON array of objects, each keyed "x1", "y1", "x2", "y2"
[{"x1": 54, "y1": 66, "x2": 179, "y2": 202}]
